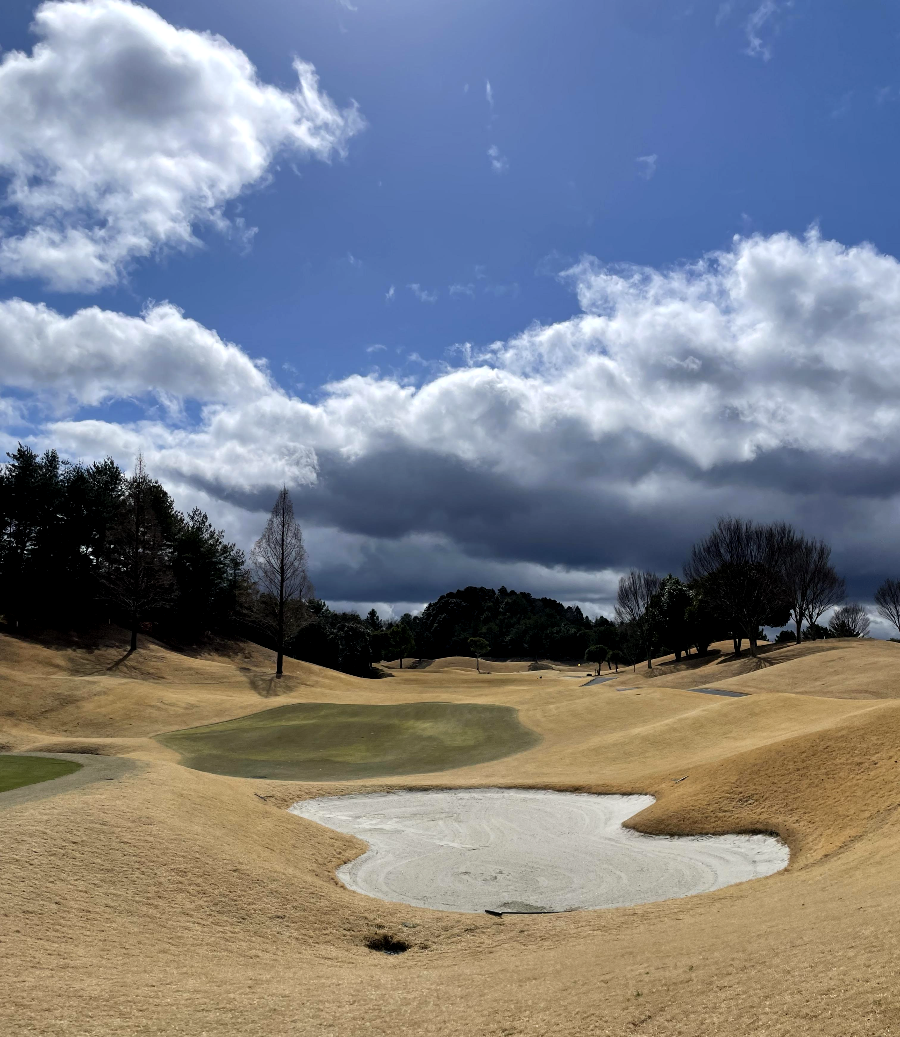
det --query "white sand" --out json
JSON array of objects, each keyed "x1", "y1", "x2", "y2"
[{"x1": 290, "y1": 788, "x2": 789, "y2": 914}]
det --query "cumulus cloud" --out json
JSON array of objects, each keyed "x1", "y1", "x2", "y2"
[
  {"x1": 9, "y1": 229, "x2": 900, "y2": 609},
  {"x1": 0, "y1": 297, "x2": 271, "y2": 407},
  {"x1": 0, "y1": 0, "x2": 363, "y2": 291}
]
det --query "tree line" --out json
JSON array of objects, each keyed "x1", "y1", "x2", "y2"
[
  {"x1": 0, "y1": 447, "x2": 370, "y2": 675},
  {"x1": 3, "y1": 447, "x2": 899, "y2": 677},
  {"x1": 0, "y1": 446, "x2": 248, "y2": 647},
  {"x1": 357, "y1": 517, "x2": 900, "y2": 673},
  {"x1": 604, "y1": 516, "x2": 887, "y2": 671}
]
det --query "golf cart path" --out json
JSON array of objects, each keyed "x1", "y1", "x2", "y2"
[{"x1": 0, "y1": 752, "x2": 138, "y2": 811}]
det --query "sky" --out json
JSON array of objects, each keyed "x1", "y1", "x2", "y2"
[{"x1": 2, "y1": 0, "x2": 900, "y2": 630}]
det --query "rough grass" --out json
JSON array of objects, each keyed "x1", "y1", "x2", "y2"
[
  {"x1": 0, "y1": 755, "x2": 81, "y2": 794},
  {"x1": 8, "y1": 634, "x2": 900, "y2": 1036},
  {"x1": 156, "y1": 700, "x2": 541, "y2": 780}
]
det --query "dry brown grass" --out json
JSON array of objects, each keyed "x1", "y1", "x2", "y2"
[{"x1": 2, "y1": 629, "x2": 900, "y2": 1035}]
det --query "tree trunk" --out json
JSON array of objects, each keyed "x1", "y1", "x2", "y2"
[
  {"x1": 130, "y1": 619, "x2": 137, "y2": 653},
  {"x1": 276, "y1": 583, "x2": 284, "y2": 677},
  {"x1": 475, "y1": 657, "x2": 479, "y2": 673},
  {"x1": 795, "y1": 616, "x2": 803, "y2": 644},
  {"x1": 733, "y1": 636, "x2": 741, "y2": 656},
  {"x1": 276, "y1": 501, "x2": 286, "y2": 678},
  {"x1": 399, "y1": 656, "x2": 403, "y2": 669},
  {"x1": 749, "y1": 636, "x2": 758, "y2": 657}
]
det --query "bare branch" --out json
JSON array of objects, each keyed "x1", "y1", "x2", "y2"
[
  {"x1": 783, "y1": 536, "x2": 844, "y2": 642},
  {"x1": 828, "y1": 604, "x2": 870, "y2": 638},
  {"x1": 875, "y1": 578, "x2": 900, "y2": 636},
  {"x1": 250, "y1": 487, "x2": 313, "y2": 677}
]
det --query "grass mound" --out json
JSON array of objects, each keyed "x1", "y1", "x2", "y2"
[
  {"x1": 0, "y1": 754, "x2": 81, "y2": 794},
  {"x1": 157, "y1": 700, "x2": 541, "y2": 780}
]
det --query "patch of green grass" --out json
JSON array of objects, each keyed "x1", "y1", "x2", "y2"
[
  {"x1": 157, "y1": 701, "x2": 541, "y2": 781},
  {"x1": 0, "y1": 755, "x2": 81, "y2": 794}
]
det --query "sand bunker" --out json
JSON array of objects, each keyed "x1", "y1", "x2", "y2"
[{"x1": 291, "y1": 788, "x2": 788, "y2": 913}]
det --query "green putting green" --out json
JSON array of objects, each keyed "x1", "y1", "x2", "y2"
[
  {"x1": 0, "y1": 755, "x2": 82, "y2": 794},
  {"x1": 157, "y1": 701, "x2": 541, "y2": 781}
]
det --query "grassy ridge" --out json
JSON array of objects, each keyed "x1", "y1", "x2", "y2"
[
  {"x1": 0, "y1": 755, "x2": 81, "y2": 794},
  {"x1": 157, "y1": 701, "x2": 541, "y2": 780}
]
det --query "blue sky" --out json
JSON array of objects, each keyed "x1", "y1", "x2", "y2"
[
  {"x1": 2, "y1": 0, "x2": 900, "y2": 628},
  {"x1": 5, "y1": 0, "x2": 900, "y2": 388}
]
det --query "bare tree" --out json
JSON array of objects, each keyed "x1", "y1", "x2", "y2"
[
  {"x1": 828, "y1": 604, "x2": 870, "y2": 639},
  {"x1": 101, "y1": 455, "x2": 173, "y2": 652},
  {"x1": 875, "y1": 578, "x2": 900, "y2": 637},
  {"x1": 783, "y1": 536, "x2": 845, "y2": 644},
  {"x1": 684, "y1": 517, "x2": 794, "y2": 657},
  {"x1": 251, "y1": 487, "x2": 313, "y2": 678},
  {"x1": 615, "y1": 569, "x2": 661, "y2": 668}
]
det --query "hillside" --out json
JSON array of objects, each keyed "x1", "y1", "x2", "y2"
[{"x1": 2, "y1": 630, "x2": 900, "y2": 1036}]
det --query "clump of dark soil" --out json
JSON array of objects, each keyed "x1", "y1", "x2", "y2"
[{"x1": 365, "y1": 934, "x2": 410, "y2": 955}]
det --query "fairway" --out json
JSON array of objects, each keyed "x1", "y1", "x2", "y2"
[
  {"x1": 7, "y1": 633, "x2": 900, "y2": 1037},
  {"x1": 0, "y1": 754, "x2": 81, "y2": 794},
  {"x1": 156, "y1": 700, "x2": 541, "y2": 780}
]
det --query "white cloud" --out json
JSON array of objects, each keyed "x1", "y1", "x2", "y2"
[
  {"x1": 366, "y1": 344, "x2": 387, "y2": 353},
  {"x1": 488, "y1": 145, "x2": 509, "y2": 174},
  {"x1": 0, "y1": 0, "x2": 363, "y2": 291},
  {"x1": 25, "y1": 228, "x2": 900, "y2": 481},
  {"x1": 636, "y1": 154, "x2": 658, "y2": 180},
  {"x1": 485, "y1": 79, "x2": 494, "y2": 110},
  {"x1": 407, "y1": 283, "x2": 438, "y2": 303},
  {"x1": 0, "y1": 297, "x2": 270, "y2": 408},
  {"x1": 385, "y1": 285, "x2": 395, "y2": 303},
  {"x1": 449, "y1": 283, "x2": 475, "y2": 297},
  {"x1": 10, "y1": 228, "x2": 900, "y2": 606},
  {"x1": 21, "y1": 227, "x2": 900, "y2": 481},
  {"x1": 744, "y1": 1, "x2": 779, "y2": 61}
]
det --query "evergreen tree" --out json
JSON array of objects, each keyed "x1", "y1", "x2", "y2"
[{"x1": 100, "y1": 456, "x2": 176, "y2": 652}]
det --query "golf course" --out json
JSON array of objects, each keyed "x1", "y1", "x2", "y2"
[{"x1": 3, "y1": 630, "x2": 900, "y2": 1035}]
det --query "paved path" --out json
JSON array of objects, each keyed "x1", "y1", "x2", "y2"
[
  {"x1": 688, "y1": 687, "x2": 747, "y2": 698},
  {"x1": 0, "y1": 752, "x2": 138, "y2": 812}
]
